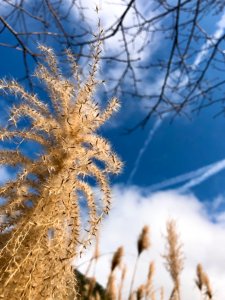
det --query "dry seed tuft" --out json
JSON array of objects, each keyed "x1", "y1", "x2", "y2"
[
  {"x1": 111, "y1": 246, "x2": 124, "y2": 272},
  {"x1": 145, "y1": 261, "x2": 155, "y2": 299},
  {"x1": 163, "y1": 220, "x2": 184, "y2": 300},
  {"x1": 118, "y1": 265, "x2": 127, "y2": 300},
  {"x1": 137, "y1": 225, "x2": 150, "y2": 256},
  {"x1": 195, "y1": 263, "x2": 213, "y2": 299},
  {"x1": 106, "y1": 273, "x2": 117, "y2": 300},
  {"x1": 0, "y1": 42, "x2": 122, "y2": 299},
  {"x1": 137, "y1": 284, "x2": 145, "y2": 300}
]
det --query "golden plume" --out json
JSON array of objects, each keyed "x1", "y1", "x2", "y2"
[{"x1": 0, "y1": 42, "x2": 122, "y2": 299}]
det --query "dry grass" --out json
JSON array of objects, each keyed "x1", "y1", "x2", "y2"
[
  {"x1": 163, "y1": 220, "x2": 184, "y2": 300},
  {"x1": 76, "y1": 221, "x2": 214, "y2": 300},
  {"x1": 195, "y1": 264, "x2": 213, "y2": 300},
  {"x1": 0, "y1": 40, "x2": 122, "y2": 299}
]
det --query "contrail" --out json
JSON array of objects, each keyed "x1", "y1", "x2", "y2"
[
  {"x1": 148, "y1": 162, "x2": 216, "y2": 192},
  {"x1": 147, "y1": 158, "x2": 225, "y2": 193},
  {"x1": 127, "y1": 117, "x2": 163, "y2": 184},
  {"x1": 178, "y1": 159, "x2": 225, "y2": 192},
  {"x1": 192, "y1": 12, "x2": 225, "y2": 69}
]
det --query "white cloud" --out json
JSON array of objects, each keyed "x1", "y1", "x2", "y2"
[
  {"x1": 76, "y1": 0, "x2": 156, "y2": 58},
  {"x1": 76, "y1": 185, "x2": 225, "y2": 299},
  {"x1": 69, "y1": 0, "x2": 162, "y2": 97},
  {"x1": 0, "y1": 167, "x2": 10, "y2": 184}
]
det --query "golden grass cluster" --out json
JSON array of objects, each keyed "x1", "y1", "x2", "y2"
[
  {"x1": 0, "y1": 42, "x2": 122, "y2": 299},
  {"x1": 77, "y1": 221, "x2": 213, "y2": 300}
]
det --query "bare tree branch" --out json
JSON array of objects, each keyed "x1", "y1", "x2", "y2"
[{"x1": 0, "y1": 0, "x2": 224, "y2": 129}]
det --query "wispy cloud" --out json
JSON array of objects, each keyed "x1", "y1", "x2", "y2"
[
  {"x1": 71, "y1": 0, "x2": 162, "y2": 102},
  {"x1": 0, "y1": 167, "x2": 10, "y2": 184},
  {"x1": 74, "y1": 0, "x2": 158, "y2": 59}
]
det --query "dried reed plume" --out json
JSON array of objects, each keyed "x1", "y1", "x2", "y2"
[
  {"x1": 111, "y1": 246, "x2": 124, "y2": 272},
  {"x1": 106, "y1": 246, "x2": 124, "y2": 299},
  {"x1": 75, "y1": 220, "x2": 216, "y2": 300},
  {"x1": 145, "y1": 261, "x2": 155, "y2": 299},
  {"x1": 118, "y1": 265, "x2": 127, "y2": 300},
  {"x1": 0, "y1": 41, "x2": 122, "y2": 299},
  {"x1": 129, "y1": 225, "x2": 151, "y2": 298},
  {"x1": 163, "y1": 220, "x2": 184, "y2": 300},
  {"x1": 138, "y1": 225, "x2": 150, "y2": 256},
  {"x1": 136, "y1": 284, "x2": 145, "y2": 300},
  {"x1": 106, "y1": 273, "x2": 117, "y2": 300},
  {"x1": 195, "y1": 264, "x2": 213, "y2": 299}
]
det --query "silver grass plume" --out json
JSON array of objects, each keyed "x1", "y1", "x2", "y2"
[{"x1": 0, "y1": 42, "x2": 122, "y2": 299}]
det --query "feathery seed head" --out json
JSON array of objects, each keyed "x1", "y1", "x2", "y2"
[
  {"x1": 196, "y1": 263, "x2": 204, "y2": 290},
  {"x1": 137, "y1": 284, "x2": 145, "y2": 300},
  {"x1": 147, "y1": 261, "x2": 155, "y2": 282},
  {"x1": 196, "y1": 263, "x2": 213, "y2": 299},
  {"x1": 137, "y1": 225, "x2": 150, "y2": 256},
  {"x1": 163, "y1": 220, "x2": 184, "y2": 295},
  {"x1": 111, "y1": 246, "x2": 124, "y2": 271},
  {"x1": 145, "y1": 261, "x2": 155, "y2": 298},
  {"x1": 0, "y1": 43, "x2": 122, "y2": 299},
  {"x1": 106, "y1": 273, "x2": 117, "y2": 300}
]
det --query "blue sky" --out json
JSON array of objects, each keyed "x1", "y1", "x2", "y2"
[
  {"x1": 1, "y1": 1, "x2": 225, "y2": 299},
  {"x1": 108, "y1": 106, "x2": 225, "y2": 199},
  {"x1": 75, "y1": 3, "x2": 225, "y2": 299},
  {"x1": 98, "y1": 5, "x2": 225, "y2": 202},
  {"x1": 1, "y1": 2, "x2": 225, "y2": 202}
]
